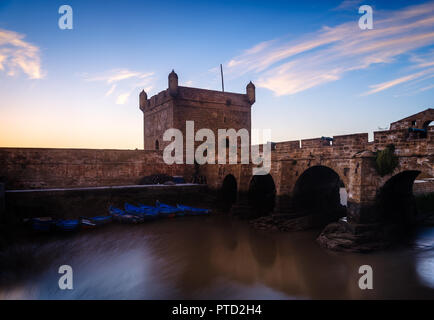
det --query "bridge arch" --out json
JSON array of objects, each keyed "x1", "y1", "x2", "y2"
[
  {"x1": 423, "y1": 120, "x2": 433, "y2": 129},
  {"x1": 248, "y1": 174, "x2": 276, "y2": 216},
  {"x1": 220, "y1": 174, "x2": 238, "y2": 211},
  {"x1": 376, "y1": 170, "x2": 421, "y2": 226},
  {"x1": 292, "y1": 165, "x2": 347, "y2": 223}
]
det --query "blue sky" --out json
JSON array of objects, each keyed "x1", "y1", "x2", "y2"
[{"x1": 0, "y1": 0, "x2": 433, "y2": 148}]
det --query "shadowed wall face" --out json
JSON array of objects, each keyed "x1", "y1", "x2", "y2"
[
  {"x1": 376, "y1": 170, "x2": 421, "y2": 225},
  {"x1": 248, "y1": 174, "x2": 276, "y2": 216}
]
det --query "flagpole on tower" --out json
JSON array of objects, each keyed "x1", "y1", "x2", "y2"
[{"x1": 220, "y1": 64, "x2": 225, "y2": 92}]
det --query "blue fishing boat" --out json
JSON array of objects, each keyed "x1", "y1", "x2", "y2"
[
  {"x1": 125, "y1": 203, "x2": 159, "y2": 220},
  {"x1": 80, "y1": 217, "x2": 96, "y2": 229},
  {"x1": 90, "y1": 215, "x2": 112, "y2": 226},
  {"x1": 30, "y1": 217, "x2": 56, "y2": 232},
  {"x1": 124, "y1": 202, "x2": 145, "y2": 215},
  {"x1": 139, "y1": 205, "x2": 160, "y2": 219},
  {"x1": 177, "y1": 204, "x2": 211, "y2": 215},
  {"x1": 56, "y1": 219, "x2": 80, "y2": 231},
  {"x1": 138, "y1": 204, "x2": 155, "y2": 210},
  {"x1": 80, "y1": 215, "x2": 112, "y2": 228},
  {"x1": 156, "y1": 201, "x2": 181, "y2": 217},
  {"x1": 109, "y1": 206, "x2": 143, "y2": 224}
]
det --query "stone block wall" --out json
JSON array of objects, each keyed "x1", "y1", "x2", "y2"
[
  {"x1": 414, "y1": 180, "x2": 434, "y2": 195},
  {"x1": 0, "y1": 148, "x2": 194, "y2": 190},
  {"x1": 140, "y1": 72, "x2": 254, "y2": 157}
]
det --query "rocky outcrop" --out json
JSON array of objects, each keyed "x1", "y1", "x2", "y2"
[
  {"x1": 250, "y1": 208, "x2": 346, "y2": 232},
  {"x1": 317, "y1": 213, "x2": 434, "y2": 253},
  {"x1": 316, "y1": 220, "x2": 391, "y2": 253}
]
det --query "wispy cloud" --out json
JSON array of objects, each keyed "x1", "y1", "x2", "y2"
[
  {"x1": 85, "y1": 69, "x2": 153, "y2": 84},
  {"x1": 409, "y1": 49, "x2": 434, "y2": 68},
  {"x1": 333, "y1": 0, "x2": 365, "y2": 12},
  {"x1": 0, "y1": 28, "x2": 43, "y2": 79},
  {"x1": 84, "y1": 69, "x2": 154, "y2": 105},
  {"x1": 418, "y1": 83, "x2": 434, "y2": 92},
  {"x1": 225, "y1": 2, "x2": 434, "y2": 96},
  {"x1": 363, "y1": 68, "x2": 434, "y2": 95},
  {"x1": 105, "y1": 84, "x2": 117, "y2": 96}
]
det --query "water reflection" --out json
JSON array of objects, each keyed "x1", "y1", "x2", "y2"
[
  {"x1": 1, "y1": 217, "x2": 434, "y2": 299},
  {"x1": 414, "y1": 227, "x2": 434, "y2": 290},
  {"x1": 417, "y1": 253, "x2": 434, "y2": 289}
]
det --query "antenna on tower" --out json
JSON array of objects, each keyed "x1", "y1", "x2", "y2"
[{"x1": 220, "y1": 64, "x2": 225, "y2": 92}]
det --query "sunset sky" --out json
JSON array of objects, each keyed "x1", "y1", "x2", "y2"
[{"x1": 0, "y1": 0, "x2": 433, "y2": 149}]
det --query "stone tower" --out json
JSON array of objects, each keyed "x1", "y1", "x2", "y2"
[{"x1": 139, "y1": 71, "x2": 255, "y2": 151}]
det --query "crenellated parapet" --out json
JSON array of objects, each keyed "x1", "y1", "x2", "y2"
[{"x1": 139, "y1": 71, "x2": 255, "y2": 151}]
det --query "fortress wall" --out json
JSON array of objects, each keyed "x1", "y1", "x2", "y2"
[
  {"x1": 333, "y1": 133, "x2": 368, "y2": 146},
  {"x1": 0, "y1": 148, "x2": 194, "y2": 190},
  {"x1": 301, "y1": 138, "x2": 325, "y2": 148},
  {"x1": 413, "y1": 180, "x2": 434, "y2": 195},
  {"x1": 274, "y1": 141, "x2": 300, "y2": 152},
  {"x1": 143, "y1": 99, "x2": 175, "y2": 151},
  {"x1": 373, "y1": 129, "x2": 409, "y2": 145}
]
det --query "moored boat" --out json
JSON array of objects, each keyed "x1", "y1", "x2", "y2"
[
  {"x1": 30, "y1": 217, "x2": 56, "y2": 232},
  {"x1": 177, "y1": 204, "x2": 211, "y2": 215},
  {"x1": 90, "y1": 215, "x2": 112, "y2": 226},
  {"x1": 80, "y1": 217, "x2": 97, "y2": 229},
  {"x1": 124, "y1": 203, "x2": 159, "y2": 220},
  {"x1": 56, "y1": 219, "x2": 80, "y2": 232},
  {"x1": 109, "y1": 206, "x2": 143, "y2": 224},
  {"x1": 138, "y1": 203, "x2": 155, "y2": 210},
  {"x1": 156, "y1": 201, "x2": 181, "y2": 217}
]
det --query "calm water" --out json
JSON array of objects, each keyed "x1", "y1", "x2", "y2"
[{"x1": 1, "y1": 216, "x2": 434, "y2": 299}]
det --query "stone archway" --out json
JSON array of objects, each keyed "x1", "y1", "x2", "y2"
[
  {"x1": 293, "y1": 166, "x2": 344, "y2": 211},
  {"x1": 376, "y1": 170, "x2": 421, "y2": 226},
  {"x1": 248, "y1": 174, "x2": 276, "y2": 217},
  {"x1": 292, "y1": 165, "x2": 347, "y2": 226}
]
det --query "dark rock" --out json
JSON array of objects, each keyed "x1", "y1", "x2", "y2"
[
  {"x1": 317, "y1": 221, "x2": 391, "y2": 253},
  {"x1": 250, "y1": 207, "x2": 346, "y2": 232}
]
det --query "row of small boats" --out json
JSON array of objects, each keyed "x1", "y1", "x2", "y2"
[{"x1": 28, "y1": 201, "x2": 211, "y2": 232}]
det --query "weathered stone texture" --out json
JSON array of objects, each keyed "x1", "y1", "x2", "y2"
[
  {"x1": 140, "y1": 71, "x2": 253, "y2": 154},
  {"x1": 390, "y1": 108, "x2": 433, "y2": 130},
  {"x1": 0, "y1": 148, "x2": 194, "y2": 190},
  {"x1": 414, "y1": 180, "x2": 434, "y2": 195}
]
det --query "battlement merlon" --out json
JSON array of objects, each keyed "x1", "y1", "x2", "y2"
[{"x1": 139, "y1": 71, "x2": 256, "y2": 112}]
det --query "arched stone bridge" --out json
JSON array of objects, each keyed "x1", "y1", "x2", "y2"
[{"x1": 203, "y1": 109, "x2": 433, "y2": 241}]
